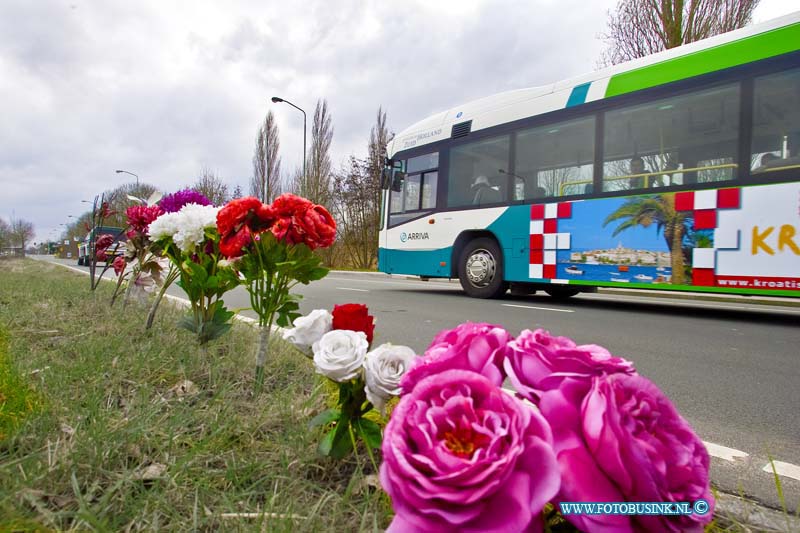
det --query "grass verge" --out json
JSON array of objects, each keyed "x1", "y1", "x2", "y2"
[{"x1": 0, "y1": 259, "x2": 390, "y2": 531}]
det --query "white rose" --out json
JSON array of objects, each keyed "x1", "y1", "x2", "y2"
[
  {"x1": 282, "y1": 309, "x2": 333, "y2": 356},
  {"x1": 363, "y1": 343, "x2": 417, "y2": 414},
  {"x1": 312, "y1": 330, "x2": 368, "y2": 382}
]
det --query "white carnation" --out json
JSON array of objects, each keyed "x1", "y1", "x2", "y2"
[
  {"x1": 148, "y1": 204, "x2": 220, "y2": 253},
  {"x1": 312, "y1": 330, "x2": 368, "y2": 382},
  {"x1": 172, "y1": 204, "x2": 220, "y2": 252},
  {"x1": 282, "y1": 309, "x2": 333, "y2": 356},
  {"x1": 148, "y1": 212, "x2": 181, "y2": 241},
  {"x1": 363, "y1": 343, "x2": 417, "y2": 413}
]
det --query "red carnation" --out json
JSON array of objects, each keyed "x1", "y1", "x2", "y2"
[
  {"x1": 125, "y1": 205, "x2": 164, "y2": 240},
  {"x1": 95, "y1": 233, "x2": 114, "y2": 250},
  {"x1": 95, "y1": 233, "x2": 115, "y2": 261},
  {"x1": 332, "y1": 303, "x2": 375, "y2": 345},
  {"x1": 216, "y1": 196, "x2": 276, "y2": 258},
  {"x1": 269, "y1": 193, "x2": 336, "y2": 250},
  {"x1": 113, "y1": 256, "x2": 127, "y2": 275}
]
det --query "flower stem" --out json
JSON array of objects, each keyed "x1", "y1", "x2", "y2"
[
  {"x1": 146, "y1": 264, "x2": 179, "y2": 329},
  {"x1": 348, "y1": 422, "x2": 364, "y2": 476},
  {"x1": 254, "y1": 323, "x2": 271, "y2": 394}
]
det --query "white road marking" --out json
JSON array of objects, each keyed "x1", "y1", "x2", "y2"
[
  {"x1": 501, "y1": 304, "x2": 575, "y2": 313},
  {"x1": 762, "y1": 460, "x2": 800, "y2": 482},
  {"x1": 703, "y1": 441, "x2": 749, "y2": 462},
  {"x1": 336, "y1": 287, "x2": 369, "y2": 292}
]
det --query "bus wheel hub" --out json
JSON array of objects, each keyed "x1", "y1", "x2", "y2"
[{"x1": 466, "y1": 250, "x2": 495, "y2": 286}]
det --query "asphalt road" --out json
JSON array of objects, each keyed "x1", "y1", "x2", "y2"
[{"x1": 37, "y1": 256, "x2": 800, "y2": 512}]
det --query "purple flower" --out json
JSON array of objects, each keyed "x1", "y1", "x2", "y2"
[
  {"x1": 540, "y1": 373, "x2": 713, "y2": 532},
  {"x1": 400, "y1": 322, "x2": 511, "y2": 394},
  {"x1": 158, "y1": 188, "x2": 212, "y2": 213},
  {"x1": 380, "y1": 369, "x2": 560, "y2": 533},
  {"x1": 504, "y1": 328, "x2": 635, "y2": 401}
]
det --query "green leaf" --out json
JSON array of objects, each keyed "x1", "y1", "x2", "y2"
[
  {"x1": 308, "y1": 266, "x2": 330, "y2": 281},
  {"x1": 355, "y1": 418, "x2": 382, "y2": 450},
  {"x1": 329, "y1": 418, "x2": 354, "y2": 460},
  {"x1": 178, "y1": 315, "x2": 198, "y2": 334},
  {"x1": 212, "y1": 305, "x2": 235, "y2": 324},
  {"x1": 309, "y1": 408, "x2": 341, "y2": 429},
  {"x1": 318, "y1": 428, "x2": 335, "y2": 456}
]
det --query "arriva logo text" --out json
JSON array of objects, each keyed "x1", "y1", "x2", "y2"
[{"x1": 399, "y1": 232, "x2": 429, "y2": 243}]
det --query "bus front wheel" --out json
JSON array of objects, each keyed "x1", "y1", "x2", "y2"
[{"x1": 458, "y1": 238, "x2": 508, "y2": 299}]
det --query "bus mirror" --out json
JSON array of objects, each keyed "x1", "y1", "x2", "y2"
[
  {"x1": 381, "y1": 167, "x2": 392, "y2": 190},
  {"x1": 391, "y1": 172, "x2": 405, "y2": 192}
]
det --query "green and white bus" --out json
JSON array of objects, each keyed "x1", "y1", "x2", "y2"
[{"x1": 379, "y1": 12, "x2": 800, "y2": 299}]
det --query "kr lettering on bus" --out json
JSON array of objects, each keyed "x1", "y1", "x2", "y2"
[{"x1": 751, "y1": 225, "x2": 800, "y2": 255}]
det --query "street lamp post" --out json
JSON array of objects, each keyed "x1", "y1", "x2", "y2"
[
  {"x1": 271, "y1": 96, "x2": 307, "y2": 182},
  {"x1": 115, "y1": 169, "x2": 139, "y2": 186}
]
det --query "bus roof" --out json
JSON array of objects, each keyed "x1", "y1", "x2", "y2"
[{"x1": 389, "y1": 11, "x2": 800, "y2": 158}]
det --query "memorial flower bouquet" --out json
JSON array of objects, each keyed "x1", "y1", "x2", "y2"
[
  {"x1": 121, "y1": 203, "x2": 167, "y2": 305},
  {"x1": 216, "y1": 194, "x2": 336, "y2": 392},
  {"x1": 148, "y1": 202, "x2": 239, "y2": 345},
  {"x1": 283, "y1": 304, "x2": 416, "y2": 460},
  {"x1": 143, "y1": 189, "x2": 214, "y2": 329},
  {"x1": 379, "y1": 323, "x2": 715, "y2": 533}
]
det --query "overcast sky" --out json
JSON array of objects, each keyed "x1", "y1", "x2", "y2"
[{"x1": 1, "y1": 1, "x2": 795, "y2": 244}]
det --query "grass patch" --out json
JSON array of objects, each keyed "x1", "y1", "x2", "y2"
[
  {"x1": 0, "y1": 259, "x2": 390, "y2": 531},
  {"x1": 0, "y1": 323, "x2": 42, "y2": 442}
]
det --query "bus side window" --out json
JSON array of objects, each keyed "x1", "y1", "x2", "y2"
[
  {"x1": 421, "y1": 171, "x2": 438, "y2": 209},
  {"x1": 514, "y1": 116, "x2": 594, "y2": 199},
  {"x1": 751, "y1": 67, "x2": 800, "y2": 176},
  {"x1": 603, "y1": 83, "x2": 739, "y2": 191},
  {"x1": 448, "y1": 136, "x2": 510, "y2": 208},
  {"x1": 514, "y1": 177, "x2": 525, "y2": 201}
]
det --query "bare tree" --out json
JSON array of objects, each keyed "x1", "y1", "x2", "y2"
[
  {"x1": 298, "y1": 99, "x2": 334, "y2": 207},
  {"x1": 250, "y1": 110, "x2": 282, "y2": 203},
  {"x1": 10, "y1": 217, "x2": 35, "y2": 257},
  {"x1": 600, "y1": 0, "x2": 759, "y2": 66},
  {"x1": 193, "y1": 166, "x2": 230, "y2": 206},
  {"x1": 332, "y1": 157, "x2": 373, "y2": 269},
  {"x1": 0, "y1": 217, "x2": 9, "y2": 253},
  {"x1": 367, "y1": 106, "x2": 392, "y2": 214},
  {"x1": 232, "y1": 184, "x2": 243, "y2": 199},
  {"x1": 330, "y1": 107, "x2": 392, "y2": 269}
]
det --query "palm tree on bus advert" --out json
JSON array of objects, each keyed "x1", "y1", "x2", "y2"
[{"x1": 602, "y1": 193, "x2": 687, "y2": 285}]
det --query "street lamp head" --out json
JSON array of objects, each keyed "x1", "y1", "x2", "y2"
[
  {"x1": 115, "y1": 169, "x2": 124, "y2": 174},
  {"x1": 271, "y1": 96, "x2": 283, "y2": 103}
]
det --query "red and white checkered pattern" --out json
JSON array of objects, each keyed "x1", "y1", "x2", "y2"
[
  {"x1": 675, "y1": 188, "x2": 741, "y2": 286},
  {"x1": 529, "y1": 202, "x2": 573, "y2": 280}
]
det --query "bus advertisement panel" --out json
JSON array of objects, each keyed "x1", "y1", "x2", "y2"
[
  {"x1": 530, "y1": 182, "x2": 799, "y2": 294},
  {"x1": 380, "y1": 182, "x2": 800, "y2": 297}
]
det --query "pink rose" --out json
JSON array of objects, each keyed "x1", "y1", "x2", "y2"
[
  {"x1": 504, "y1": 328, "x2": 635, "y2": 401},
  {"x1": 380, "y1": 369, "x2": 560, "y2": 533},
  {"x1": 541, "y1": 373, "x2": 713, "y2": 532},
  {"x1": 400, "y1": 322, "x2": 511, "y2": 394}
]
